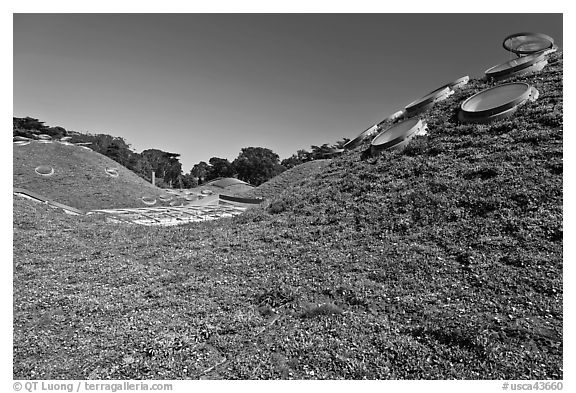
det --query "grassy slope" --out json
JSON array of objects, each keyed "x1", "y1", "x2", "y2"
[
  {"x1": 13, "y1": 142, "x2": 169, "y2": 210},
  {"x1": 241, "y1": 159, "x2": 333, "y2": 199},
  {"x1": 13, "y1": 52, "x2": 562, "y2": 380}
]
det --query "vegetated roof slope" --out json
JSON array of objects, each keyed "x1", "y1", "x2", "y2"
[
  {"x1": 252, "y1": 52, "x2": 562, "y2": 376},
  {"x1": 13, "y1": 142, "x2": 168, "y2": 210},
  {"x1": 241, "y1": 159, "x2": 332, "y2": 199},
  {"x1": 13, "y1": 52, "x2": 562, "y2": 380}
]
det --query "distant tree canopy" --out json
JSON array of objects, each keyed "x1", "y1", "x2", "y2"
[
  {"x1": 180, "y1": 173, "x2": 198, "y2": 188},
  {"x1": 232, "y1": 147, "x2": 286, "y2": 186},
  {"x1": 13, "y1": 117, "x2": 48, "y2": 132},
  {"x1": 333, "y1": 137, "x2": 351, "y2": 149},
  {"x1": 207, "y1": 157, "x2": 235, "y2": 181},
  {"x1": 141, "y1": 149, "x2": 182, "y2": 186},
  {"x1": 281, "y1": 149, "x2": 313, "y2": 169},
  {"x1": 13, "y1": 117, "x2": 68, "y2": 139},
  {"x1": 191, "y1": 161, "x2": 210, "y2": 184}
]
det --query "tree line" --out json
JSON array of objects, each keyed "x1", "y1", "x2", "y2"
[{"x1": 14, "y1": 116, "x2": 349, "y2": 188}]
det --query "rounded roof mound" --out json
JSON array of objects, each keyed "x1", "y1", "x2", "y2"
[
  {"x1": 203, "y1": 177, "x2": 251, "y2": 188},
  {"x1": 13, "y1": 141, "x2": 171, "y2": 210}
]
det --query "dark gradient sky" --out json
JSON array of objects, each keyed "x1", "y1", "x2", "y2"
[{"x1": 13, "y1": 13, "x2": 562, "y2": 172}]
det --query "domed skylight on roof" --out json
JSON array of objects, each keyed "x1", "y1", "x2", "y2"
[
  {"x1": 105, "y1": 168, "x2": 119, "y2": 177},
  {"x1": 141, "y1": 196, "x2": 157, "y2": 205},
  {"x1": 405, "y1": 86, "x2": 452, "y2": 116},
  {"x1": 371, "y1": 118, "x2": 427, "y2": 155},
  {"x1": 343, "y1": 124, "x2": 379, "y2": 150},
  {"x1": 503, "y1": 32, "x2": 554, "y2": 56},
  {"x1": 485, "y1": 53, "x2": 547, "y2": 81},
  {"x1": 35, "y1": 165, "x2": 54, "y2": 177},
  {"x1": 458, "y1": 82, "x2": 539, "y2": 123}
]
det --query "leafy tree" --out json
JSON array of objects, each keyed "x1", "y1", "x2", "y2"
[
  {"x1": 207, "y1": 157, "x2": 235, "y2": 180},
  {"x1": 191, "y1": 161, "x2": 210, "y2": 184},
  {"x1": 141, "y1": 149, "x2": 182, "y2": 186},
  {"x1": 181, "y1": 173, "x2": 198, "y2": 188},
  {"x1": 310, "y1": 144, "x2": 335, "y2": 159},
  {"x1": 43, "y1": 126, "x2": 67, "y2": 139},
  {"x1": 128, "y1": 152, "x2": 154, "y2": 181},
  {"x1": 333, "y1": 137, "x2": 351, "y2": 149},
  {"x1": 104, "y1": 138, "x2": 133, "y2": 168},
  {"x1": 13, "y1": 117, "x2": 48, "y2": 132},
  {"x1": 232, "y1": 147, "x2": 285, "y2": 186},
  {"x1": 281, "y1": 149, "x2": 312, "y2": 169}
]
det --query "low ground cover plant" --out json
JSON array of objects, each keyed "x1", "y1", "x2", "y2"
[{"x1": 13, "y1": 52, "x2": 562, "y2": 380}]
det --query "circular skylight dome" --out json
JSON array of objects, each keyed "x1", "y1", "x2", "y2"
[
  {"x1": 37, "y1": 134, "x2": 52, "y2": 140},
  {"x1": 201, "y1": 189, "x2": 214, "y2": 195},
  {"x1": 59, "y1": 141, "x2": 74, "y2": 146},
  {"x1": 141, "y1": 196, "x2": 157, "y2": 205},
  {"x1": 343, "y1": 124, "x2": 379, "y2": 150},
  {"x1": 371, "y1": 118, "x2": 426, "y2": 155},
  {"x1": 35, "y1": 165, "x2": 54, "y2": 176},
  {"x1": 158, "y1": 195, "x2": 173, "y2": 202},
  {"x1": 485, "y1": 53, "x2": 547, "y2": 81},
  {"x1": 503, "y1": 32, "x2": 554, "y2": 55},
  {"x1": 430, "y1": 76, "x2": 470, "y2": 94},
  {"x1": 105, "y1": 168, "x2": 119, "y2": 177},
  {"x1": 60, "y1": 136, "x2": 72, "y2": 141},
  {"x1": 14, "y1": 141, "x2": 31, "y2": 146},
  {"x1": 458, "y1": 82, "x2": 538, "y2": 123},
  {"x1": 36, "y1": 140, "x2": 53, "y2": 144},
  {"x1": 405, "y1": 86, "x2": 452, "y2": 116},
  {"x1": 14, "y1": 136, "x2": 32, "y2": 142},
  {"x1": 80, "y1": 146, "x2": 93, "y2": 151}
]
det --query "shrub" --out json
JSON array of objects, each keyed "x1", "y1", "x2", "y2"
[{"x1": 268, "y1": 200, "x2": 288, "y2": 214}]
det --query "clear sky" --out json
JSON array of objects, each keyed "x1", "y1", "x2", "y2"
[{"x1": 13, "y1": 13, "x2": 562, "y2": 173}]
